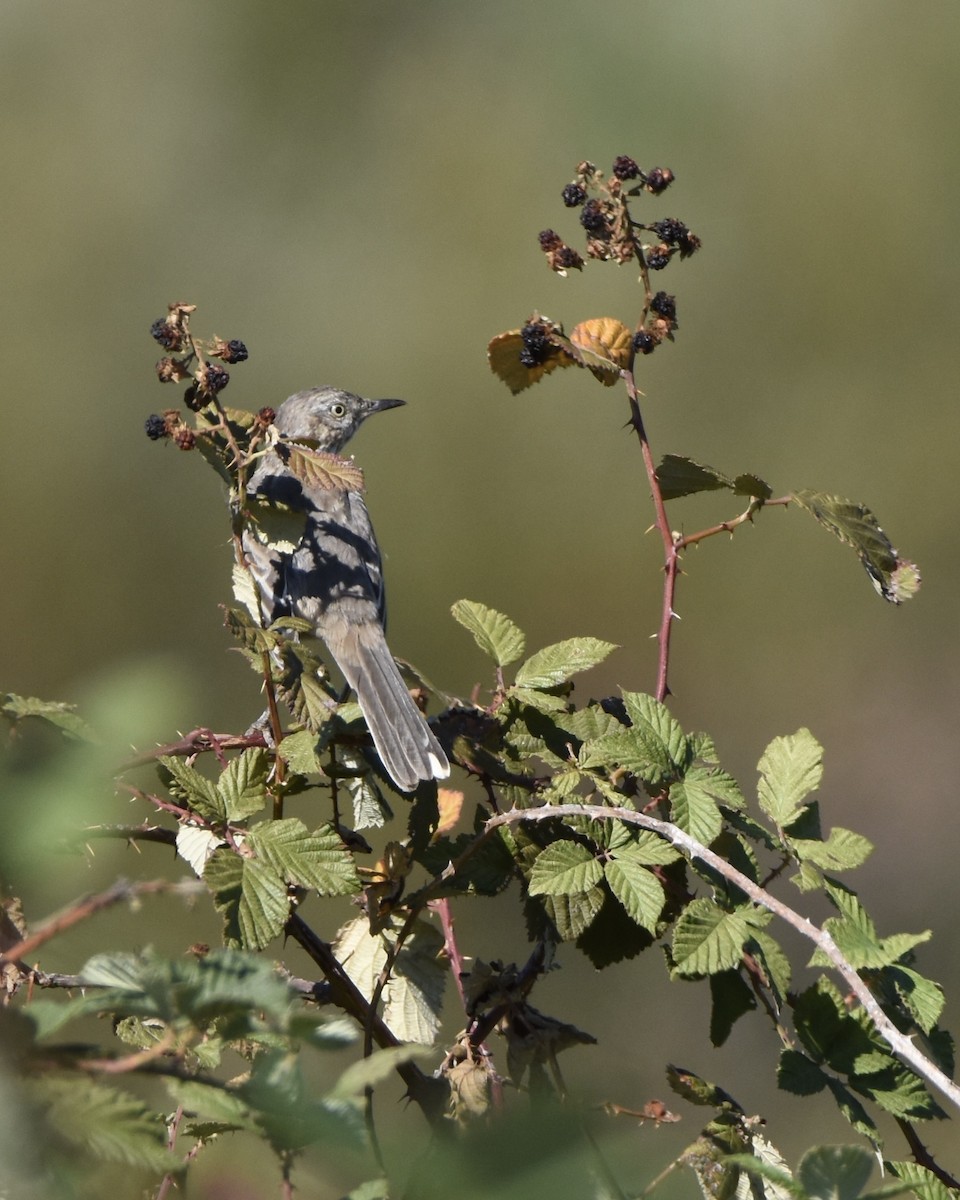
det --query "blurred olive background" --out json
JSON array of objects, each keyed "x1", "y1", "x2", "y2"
[{"x1": 3, "y1": 0, "x2": 960, "y2": 1192}]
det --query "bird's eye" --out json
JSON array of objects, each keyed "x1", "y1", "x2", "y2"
[{"x1": 330, "y1": 403, "x2": 346, "y2": 417}]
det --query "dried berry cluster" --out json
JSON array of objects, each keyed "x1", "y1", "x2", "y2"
[
  {"x1": 539, "y1": 157, "x2": 696, "y2": 281},
  {"x1": 145, "y1": 303, "x2": 251, "y2": 448},
  {"x1": 532, "y1": 156, "x2": 700, "y2": 364}
]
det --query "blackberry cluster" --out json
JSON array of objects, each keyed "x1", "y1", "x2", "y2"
[
  {"x1": 562, "y1": 183, "x2": 587, "y2": 207},
  {"x1": 200, "y1": 363, "x2": 230, "y2": 395},
  {"x1": 150, "y1": 318, "x2": 183, "y2": 352},
  {"x1": 642, "y1": 167, "x2": 674, "y2": 195},
  {"x1": 221, "y1": 339, "x2": 248, "y2": 364},
  {"x1": 646, "y1": 248, "x2": 671, "y2": 271},
  {"x1": 144, "y1": 414, "x2": 168, "y2": 440},
  {"x1": 555, "y1": 246, "x2": 584, "y2": 271},
  {"x1": 648, "y1": 218, "x2": 701, "y2": 256},
  {"x1": 579, "y1": 199, "x2": 609, "y2": 234},
  {"x1": 612, "y1": 155, "x2": 641, "y2": 181},
  {"x1": 519, "y1": 322, "x2": 553, "y2": 367},
  {"x1": 539, "y1": 229, "x2": 563, "y2": 251},
  {"x1": 650, "y1": 291, "x2": 677, "y2": 321}
]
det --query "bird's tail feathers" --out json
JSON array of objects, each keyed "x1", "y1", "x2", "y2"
[{"x1": 334, "y1": 625, "x2": 450, "y2": 792}]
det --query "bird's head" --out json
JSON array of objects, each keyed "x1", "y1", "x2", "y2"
[{"x1": 273, "y1": 386, "x2": 405, "y2": 452}]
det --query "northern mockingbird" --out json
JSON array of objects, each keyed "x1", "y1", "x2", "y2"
[{"x1": 242, "y1": 386, "x2": 450, "y2": 792}]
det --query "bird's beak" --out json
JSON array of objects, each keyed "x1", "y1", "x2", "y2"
[{"x1": 368, "y1": 397, "x2": 406, "y2": 415}]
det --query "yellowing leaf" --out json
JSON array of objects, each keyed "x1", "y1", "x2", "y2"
[
  {"x1": 568, "y1": 317, "x2": 632, "y2": 384},
  {"x1": 435, "y1": 788, "x2": 465, "y2": 837},
  {"x1": 487, "y1": 328, "x2": 573, "y2": 395}
]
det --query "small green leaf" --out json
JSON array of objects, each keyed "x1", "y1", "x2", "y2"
[
  {"x1": 515, "y1": 637, "x2": 617, "y2": 688},
  {"x1": 672, "y1": 898, "x2": 751, "y2": 977},
  {"x1": 330, "y1": 1044, "x2": 434, "y2": 1100},
  {"x1": 777, "y1": 1048, "x2": 828, "y2": 1096},
  {"x1": 621, "y1": 691, "x2": 687, "y2": 770},
  {"x1": 450, "y1": 599, "x2": 526, "y2": 666},
  {"x1": 655, "y1": 455, "x2": 733, "y2": 500},
  {"x1": 603, "y1": 854, "x2": 665, "y2": 932},
  {"x1": 581, "y1": 728, "x2": 675, "y2": 785},
  {"x1": 757, "y1": 729, "x2": 823, "y2": 827},
  {"x1": 792, "y1": 491, "x2": 920, "y2": 605},
  {"x1": 884, "y1": 965, "x2": 944, "y2": 1034},
  {"x1": 217, "y1": 747, "x2": 269, "y2": 821},
  {"x1": 528, "y1": 841, "x2": 603, "y2": 897},
  {"x1": 732, "y1": 473, "x2": 773, "y2": 500},
  {"x1": 278, "y1": 729, "x2": 325, "y2": 776},
  {"x1": 789, "y1": 827, "x2": 873, "y2": 872},
  {"x1": 669, "y1": 778, "x2": 723, "y2": 845},
  {"x1": 159, "y1": 755, "x2": 224, "y2": 820}
]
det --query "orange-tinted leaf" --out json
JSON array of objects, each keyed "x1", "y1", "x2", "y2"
[
  {"x1": 487, "y1": 327, "x2": 574, "y2": 395},
  {"x1": 282, "y1": 445, "x2": 365, "y2": 492},
  {"x1": 568, "y1": 318, "x2": 633, "y2": 385},
  {"x1": 435, "y1": 788, "x2": 465, "y2": 838}
]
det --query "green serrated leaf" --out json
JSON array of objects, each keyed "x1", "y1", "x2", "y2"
[
  {"x1": 204, "y1": 848, "x2": 290, "y2": 949},
  {"x1": 884, "y1": 1162, "x2": 955, "y2": 1200},
  {"x1": 29, "y1": 1076, "x2": 178, "y2": 1172},
  {"x1": 278, "y1": 729, "x2": 325, "y2": 776},
  {"x1": 777, "y1": 1048, "x2": 828, "y2": 1096},
  {"x1": 797, "y1": 1144, "x2": 874, "y2": 1200},
  {"x1": 667, "y1": 1064, "x2": 742, "y2": 1110},
  {"x1": 621, "y1": 691, "x2": 687, "y2": 769},
  {"x1": 748, "y1": 931, "x2": 792, "y2": 1008},
  {"x1": 603, "y1": 854, "x2": 665, "y2": 932},
  {"x1": 514, "y1": 637, "x2": 617, "y2": 688},
  {"x1": 450, "y1": 599, "x2": 525, "y2": 666},
  {"x1": 158, "y1": 755, "x2": 224, "y2": 820},
  {"x1": 528, "y1": 841, "x2": 603, "y2": 897},
  {"x1": 732, "y1": 473, "x2": 773, "y2": 500},
  {"x1": 790, "y1": 827, "x2": 873, "y2": 872},
  {"x1": 581, "y1": 728, "x2": 675, "y2": 785},
  {"x1": 248, "y1": 819, "x2": 360, "y2": 895},
  {"x1": 1, "y1": 693, "x2": 96, "y2": 741},
  {"x1": 757, "y1": 729, "x2": 823, "y2": 827},
  {"x1": 672, "y1": 899, "x2": 752, "y2": 977},
  {"x1": 669, "y1": 778, "x2": 723, "y2": 844},
  {"x1": 217, "y1": 747, "x2": 270, "y2": 821},
  {"x1": 655, "y1": 455, "x2": 733, "y2": 500},
  {"x1": 884, "y1": 965, "x2": 944, "y2": 1034},
  {"x1": 508, "y1": 685, "x2": 570, "y2": 712},
  {"x1": 792, "y1": 491, "x2": 920, "y2": 605},
  {"x1": 684, "y1": 764, "x2": 747, "y2": 812}
]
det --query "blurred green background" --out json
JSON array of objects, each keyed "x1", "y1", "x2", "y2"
[{"x1": 3, "y1": 0, "x2": 960, "y2": 1192}]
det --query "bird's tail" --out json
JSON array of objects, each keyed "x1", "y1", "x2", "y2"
[{"x1": 333, "y1": 623, "x2": 450, "y2": 792}]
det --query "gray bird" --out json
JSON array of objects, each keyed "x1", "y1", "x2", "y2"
[{"x1": 242, "y1": 386, "x2": 450, "y2": 792}]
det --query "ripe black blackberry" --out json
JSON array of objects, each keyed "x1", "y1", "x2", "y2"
[
  {"x1": 642, "y1": 167, "x2": 674, "y2": 194},
  {"x1": 539, "y1": 229, "x2": 563, "y2": 251},
  {"x1": 519, "y1": 322, "x2": 552, "y2": 366},
  {"x1": 201, "y1": 363, "x2": 230, "y2": 394},
  {"x1": 612, "y1": 156, "x2": 641, "y2": 181},
  {"x1": 579, "y1": 200, "x2": 608, "y2": 234},
  {"x1": 632, "y1": 331, "x2": 656, "y2": 356},
  {"x1": 222, "y1": 339, "x2": 248, "y2": 364},
  {"x1": 561, "y1": 183, "x2": 587, "y2": 207},
  {"x1": 145, "y1": 414, "x2": 168, "y2": 440},
  {"x1": 650, "y1": 291, "x2": 677, "y2": 321},
  {"x1": 647, "y1": 248, "x2": 672, "y2": 271},
  {"x1": 150, "y1": 318, "x2": 183, "y2": 352}
]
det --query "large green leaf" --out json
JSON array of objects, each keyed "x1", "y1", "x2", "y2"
[
  {"x1": 450, "y1": 599, "x2": 526, "y2": 666},
  {"x1": 797, "y1": 1145, "x2": 874, "y2": 1200},
  {"x1": 672, "y1": 898, "x2": 752, "y2": 977},
  {"x1": 669, "y1": 778, "x2": 723, "y2": 845},
  {"x1": 217, "y1": 747, "x2": 270, "y2": 820},
  {"x1": 655, "y1": 455, "x2": 732, "y2": 500},
  {"x1": 757, "y1": 729, "x2": 823, "y2": 827},
  {"x1": 621, "y1": 691, "x2": 687, "y2": 770},
  {"x1": 528, "y1": 841, "x2": 603, "y2": 897},
  {"x1": 204, "y1": 848, "x2": 291, "y2": 950},
  {"x1": 247, "y1": 819, "x2": 360, "y2": 896},
  {"x1": 514, "y1": 637, "x2": 617, "y2": 688},
  {"x1": 603, "y1": 853, "x2": 665, "y2": 932}
]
